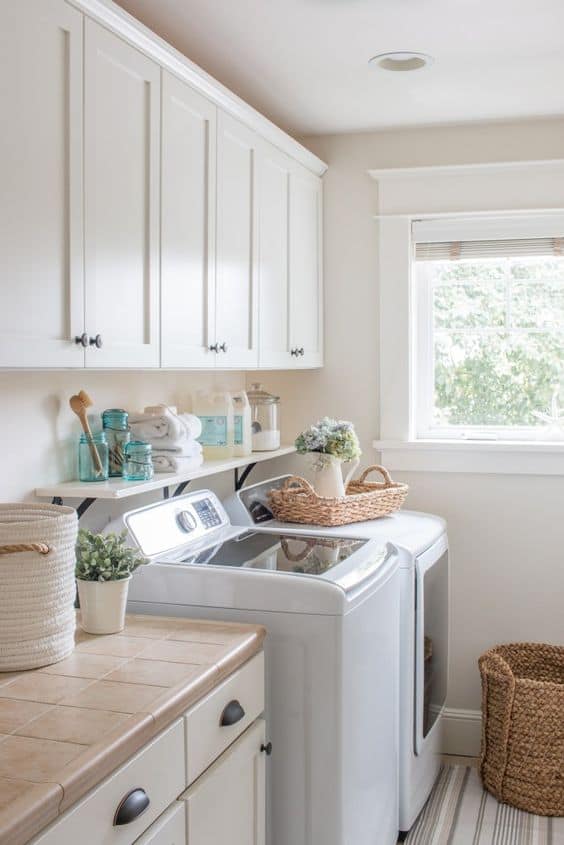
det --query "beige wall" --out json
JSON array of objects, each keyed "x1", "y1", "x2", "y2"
[{"x1": 253, "y1": 117, "x2": 564, "y2": 722}]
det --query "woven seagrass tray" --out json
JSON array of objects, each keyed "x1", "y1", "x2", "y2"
[
  {"x1": 479, "y1": 642, "x2": 564, "y2": 816},
  {"x1": 267, "y1": 464, "x2": 409, "y2": 527}
]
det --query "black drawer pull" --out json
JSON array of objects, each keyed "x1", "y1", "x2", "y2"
[
  {"x1": 261, "y1": 741, "x2": 273, "y2": 756},
  {"x1": 114, "y1": 788, "x2": 150, "y2": 826},
  {"x1": 220, "y1": 699, "x2": 245, "y2": 727}
]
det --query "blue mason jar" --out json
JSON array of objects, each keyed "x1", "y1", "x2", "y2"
[
  {"x1": 78, "y1": 432, "x2": 109, "y2": 482},
  {"x1": 123, "y1": 441, "x2": 153, "y2": 482},
  {"x1": 102, "y1": 408, "x2": 131, "y2": 477}
]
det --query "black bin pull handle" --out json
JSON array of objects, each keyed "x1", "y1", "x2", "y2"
[
  {"x1": 220, "y1": 699, "x2": 245, "y2": 727},
  {"x1": 114, "y1": 787, "x2": 150, "y2": 826}
]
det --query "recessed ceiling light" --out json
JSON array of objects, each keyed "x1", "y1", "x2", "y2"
[{"x1": 369, "y1": 52, "x2": 434, "y2": 72}]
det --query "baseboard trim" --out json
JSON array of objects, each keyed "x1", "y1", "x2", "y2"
[{"x1": 441, "y1": 707, "x2": 482, "y2": 757}]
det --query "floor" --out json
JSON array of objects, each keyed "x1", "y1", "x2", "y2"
[{"x1": 401, "y1": 757, "x2": 564, "y2": 844}]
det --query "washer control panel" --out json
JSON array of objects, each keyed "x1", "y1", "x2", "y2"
[{"x1": 125, "y1": 490, "x2": 230, "y2": 558}]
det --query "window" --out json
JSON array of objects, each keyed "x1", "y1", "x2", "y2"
[{"x1": 414, "y1": 218, "x2": 564, "y2": 440}]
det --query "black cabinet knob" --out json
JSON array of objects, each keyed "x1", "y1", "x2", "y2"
[
  {"x1": 75, "y1": 333, "x2": 88, "y2": 348},
  {"x1": 260, "y1": 741, "x2": 273, "y2": 756},
  {"x1": 89, "y1": 334, "x2": 103, "y2": 349},
  {"x1": 219, "y1": 342, "x2": 228, "y2": 353},
  {"x1": 114, "y1": 788, "x2": 150, "y2": 826},
  {"x1": 220, "y1": 699, "x2": 245, "y2": 727},
  {"x1": 209, "y1": 342, "x2": 219, "y2": 352},
  {"x1": 290, "y1": 348, "x2": 298, "y2": 357}
]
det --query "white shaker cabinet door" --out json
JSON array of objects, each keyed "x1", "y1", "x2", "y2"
[
  {"x1": 183, "y1": 720, "x2": 266, "y2": 845},
  {"x1": 257, "y1": 143, "x2": 292, "y2": 369},
  {"x1": 289, "y1": 165, "x2": 324, "y2": 368},
  {"x1": 0, "y1": 0, "x2": 84, "y2": 367},
  {"x1": 161, "y1": 72, "x2": 216, "y2": 369},
  {"x1": 84, "y1": 20, "x2": 160, "y2": 368},
  {"x1": 215, "y1": 112, "x2": 259, "y2": 369}
]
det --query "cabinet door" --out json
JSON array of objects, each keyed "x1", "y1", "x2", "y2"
[
  {"x1": 84, "y1": 20, "x2": 160, "y2": 368},
  {"x1": 161, "y1": 72, "x2": 216, "y2": 369},
  {"x1": 289, "y1": 166, "x2": 324, "y2": 368},
  {"x1": 257, "y1": 143, "x2": 292, "y2": 369},
  {"x1": 133, "y1": 802, "x2": 186, "y2": 845},
  {"x1": 215, "y1": 113, "x2": 259, "y2": 368},
  {"x1": 183, "y1": 720, "x2": 266, "y2": 845},
  {"x1": 0, "y1": 0, "x2": 84, "y2": 368}
]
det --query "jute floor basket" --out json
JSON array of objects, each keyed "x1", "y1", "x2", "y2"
[
  {"x1": 0, "y1": 503, "x2": 78, "y2": 671},
  {"x1": 479, "y1": 642, "x2": 564, "y2": 816},
  {"x1": 268, "y1": 465, "x2": 409, "y2": 527}
]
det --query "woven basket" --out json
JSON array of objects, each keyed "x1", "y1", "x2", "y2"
[
  {"x1": 0, "y1": 503, "x2": 78, "y2": 671},
  {"x1": 267, "y1": 465, "x2": 409, "y2": 527},
  {"x1": 479, "y1": 642, "x2": 564, "y2": 816}
]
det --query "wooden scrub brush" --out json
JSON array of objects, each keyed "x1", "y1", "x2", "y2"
[{"x1": 69, "y1": 390, "x2": 104, "y2": 477}]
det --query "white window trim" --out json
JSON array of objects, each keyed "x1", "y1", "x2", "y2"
[{"x1": 372, "y1": 159, "x2": 564, "y2": 474}]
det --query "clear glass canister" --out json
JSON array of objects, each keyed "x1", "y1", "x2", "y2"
[
  {"x1": 247, "y1": 383, "x2": 281, "y2": 451},
  {"x1": 102, "y1": 408, "x2": 131, "y2": 477},
  {"x1": 123, "y1": 440, "x2": 153, "y2": 482},
  {"x1": 78, "y1": 432, "x2": 109, "y2": 482}
]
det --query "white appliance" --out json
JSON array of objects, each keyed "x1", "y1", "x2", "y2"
[
  {"x1": 224, "y1": 477, "x2": 449, "y2": 837},
  {"x1": 123, "y1": 489, "x2": 400, "y2": 845}
]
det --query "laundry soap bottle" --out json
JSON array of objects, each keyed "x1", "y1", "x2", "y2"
[
  {"x1": 193, "y1": 390, "x2": 234, "y2": 460},
  {"x1": 231, "y1": 391, "x2": 252, "y2": 457}
]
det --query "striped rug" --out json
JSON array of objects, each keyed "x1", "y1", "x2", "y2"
[{"x1": 405, "y1": 765, "x2": 564, "y2": 844}]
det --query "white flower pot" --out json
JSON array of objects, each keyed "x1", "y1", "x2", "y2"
[
  {"x1": 309, "y1": 454, "x2": 360, "y2": 498},
  {"x1": 77, "y1": 575, "x2": 131, "y2": 635}
]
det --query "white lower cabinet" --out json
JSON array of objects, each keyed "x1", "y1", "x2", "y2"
[
  {"x1": 182, "y1": 720, "x2": 266, "y2": 845},
  {"x1": 29, "y1": 655, "x2": 266, "y2": 845}
]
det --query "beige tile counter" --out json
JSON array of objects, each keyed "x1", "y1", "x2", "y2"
[{"x1": 0, "y1": 614, "x2": 266, "y2": 845}]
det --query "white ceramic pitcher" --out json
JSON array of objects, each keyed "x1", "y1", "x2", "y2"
[{"x1": 310, "y1": 454, "x2": 360, "y2": 498}]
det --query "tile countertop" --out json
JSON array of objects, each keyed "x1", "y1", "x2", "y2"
[{"x1": 0, "y1": 614, "x2": 266, "y2": 845}]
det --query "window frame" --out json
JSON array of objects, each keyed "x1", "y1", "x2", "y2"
[{"x1": 413, "y1": 216, "x2": 564, "y2": 442}]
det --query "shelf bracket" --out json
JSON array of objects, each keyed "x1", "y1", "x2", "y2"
[
  {"x1": 52, "y1": 496, "x2": 96, "y2": 520},
  {"x1": 234, "y1": 462, "x2": 257, "y2": 492},
  {"x1": 173, "y1": 481, "x2": 191, "y2": 497}
]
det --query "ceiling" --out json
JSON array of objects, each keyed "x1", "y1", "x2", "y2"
[{"x1": 114, "y1": 0, "x2": 564, "y2": 136}]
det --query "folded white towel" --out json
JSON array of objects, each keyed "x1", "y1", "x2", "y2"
[
  {"x1": 152, "y1": 453, "x2": 204, "y2": 474},
  {"x1": 128, "y1": 409, "x2": 202, "y2": 443},
  {"x1": 148, "y1": 439, "x2": 203, "y2": 456}
]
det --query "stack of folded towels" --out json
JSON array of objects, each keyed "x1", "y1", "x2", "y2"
[{"x1": 128, "y1": 406, "x2": 204, "y2": 474}]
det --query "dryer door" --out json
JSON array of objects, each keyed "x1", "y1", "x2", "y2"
[{"x1": 414, "y1": 535, "x2": 449, "y2": 755}]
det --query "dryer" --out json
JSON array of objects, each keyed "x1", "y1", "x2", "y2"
[
  {"x1": 123, "y1": 489, "x2": 401, "y2": 845},
  {"x1": 224, "y1": 476, "x2": 449, "y2": 837}
]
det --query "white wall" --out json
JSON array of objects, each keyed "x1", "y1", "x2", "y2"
[{"x1": 253, "y1": 117, "x2": 564, "y2": 751}]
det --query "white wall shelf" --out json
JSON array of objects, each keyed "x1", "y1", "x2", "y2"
[{"x1": 36, "y1": 446, "x2": 296, "y2": 516}]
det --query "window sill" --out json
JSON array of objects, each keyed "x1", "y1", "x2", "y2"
[{"x1": 372, "y1": 439, "x2": 564, "y2": 475}]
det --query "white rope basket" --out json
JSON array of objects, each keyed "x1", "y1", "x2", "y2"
[{"x1": 0, "y1": 503, "x2": 78, "y2": 671}]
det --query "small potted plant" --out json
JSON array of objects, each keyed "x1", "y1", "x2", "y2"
[
  {"x1": 75, "y1": 530, "x2": 146, "y2": 634},
  {"x1": 295, "y1": 417, "x2": 362, "y2": 498}
]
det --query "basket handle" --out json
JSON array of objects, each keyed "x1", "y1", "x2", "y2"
[
  {"x1": 280, "y1": 537, "x2": 316, "y2": 563},
  {"x1": 0, "y1": 543, "x2": 50, "y2": 556},
  {"x1": 357, "y1": 465, "x2": 394, "y2": 486},
  {"x1": 280, "y1": 476, "x2": 317, "y2": 498}
]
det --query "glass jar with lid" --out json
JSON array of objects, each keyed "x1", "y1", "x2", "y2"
[
  {"x1": 102, "y1": 409, "x2": 131, "y2": 477},
  {"x1": 247, "y1": 383, "x2": 281, "y2": 451},
  {"x1": 123, "y1": 441, "x2": 153, "y2": 482}
]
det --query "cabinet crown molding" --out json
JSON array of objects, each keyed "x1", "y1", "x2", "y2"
[{"x1": 68, "y1": 0, "x2": 328, "y2": 177}]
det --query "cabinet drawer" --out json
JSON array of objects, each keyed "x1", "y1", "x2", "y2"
[
  {"x1": 32, "y1": 720, "x2": 185, "y2": 845},
  {"x1": 185, "y1": 652, "x2": 264, "y2": 784},
  {"x1": 134, "y1": 802, "x2": 186, "y2": 845}
]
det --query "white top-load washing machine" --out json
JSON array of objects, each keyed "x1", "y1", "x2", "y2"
[
  {"x1": 224, "y1": 477, "x2": 449, "y2": 837},
  {"x1": 123, "y1": 489, "x2": 400, "y2": 845}
]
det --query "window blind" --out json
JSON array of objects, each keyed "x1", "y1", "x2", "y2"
[{"x1": 415, "y1": 236, "x2": 564, "y2": 262}]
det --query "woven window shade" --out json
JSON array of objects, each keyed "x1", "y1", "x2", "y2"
[{"x1": 415, "y1": 237, "x2": 564, "y2": 261}]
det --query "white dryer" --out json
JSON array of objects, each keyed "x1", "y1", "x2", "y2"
[
  {"x1": 123, "y1": 489, "x2": 401, "y2": 845},
  {"x1": 224, "y1": 477, "x2": 449, "y2": 837}
]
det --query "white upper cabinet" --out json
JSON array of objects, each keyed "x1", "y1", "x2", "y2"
[
  {"x1": 289, "y1": 164, "x2": 324, "y2": 368},
  {"x1": 161, "y1": 72, "x2": 217, "y2": 369},
  {"x1": 0, "y1": 0, "x2": 84, "y2": 368},
  {"x1": 215, "y1": 113, "x2": 259, "y2": 369},
  {"x1": 257, "y1": 143, "x2": 291, "y2": 368},
  {"x1": 84, "y1": 20, "x2": 160, "y2": 368}
]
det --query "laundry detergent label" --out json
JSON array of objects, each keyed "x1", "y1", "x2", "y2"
[
  {"x1": 234, "y1": 415, "x2": 243, "y2": 445},
  {"x1": 198, "y1": 416, "x2": 228, "y2": 447}
]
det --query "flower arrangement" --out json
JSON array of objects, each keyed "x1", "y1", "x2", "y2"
[
  {"x1": 295, "y1": 417, "x2": 361, "y2": 464},
  {"x1": 75, "y1": 529, "x2": 146, "y2": 582}
]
